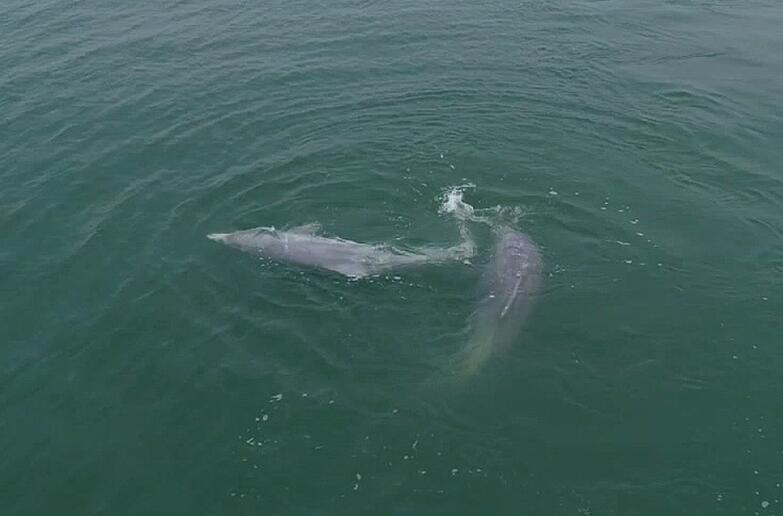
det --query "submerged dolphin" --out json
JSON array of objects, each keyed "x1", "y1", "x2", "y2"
[
  {"x1": 208, "y1": 224, "x2": 474, "y2": 278},
  {"x1": 453, "y1": 228, "x2": 543, "y2": 375}
]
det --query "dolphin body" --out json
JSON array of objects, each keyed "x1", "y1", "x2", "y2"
[
  {"x1": 453, "y1": 228, "x2": 543, "y2": 375},
  {"x1": 208, "y1": 224, "x2": 474, "y2": 279}
]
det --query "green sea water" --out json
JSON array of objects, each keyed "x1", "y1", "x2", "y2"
[{"x1": 2, "y1": 1, "x2": 783, "y2": 514}]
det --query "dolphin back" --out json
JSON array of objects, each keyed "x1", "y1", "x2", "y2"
[
  {"x1": 208, "y1": 222, "x2": 476, "y2": 278},
  {"x1": 451, "y1": 228, "x2": 543, "y2": 376}
]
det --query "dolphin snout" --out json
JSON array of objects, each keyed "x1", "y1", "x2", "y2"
[{"x1": 207, "y1": 233, "x2": 229, "y2": 242}]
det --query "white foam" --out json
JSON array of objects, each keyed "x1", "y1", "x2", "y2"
[
  {"x1": 439, "y1": 185, "x2": 531, "y2": 231},
  {"x1": 439, "y1": 185, "x2": 476, "y2": 221}
]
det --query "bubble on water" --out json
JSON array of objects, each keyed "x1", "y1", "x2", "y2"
[
  {"x1": 270, "y1": 393, "x2": 283, "y2": 402},
  {"x1": 549, "y1": 190, "x2": 558, "y2": 196},
  {"x1": 762, "y1": 501, "x2": 770, "y2": 508},
  {"x1": 616, "y1": 241, "x2": 631, "y2": 246},
  {"x1": 262, "y1": 414, "x2": 269, "y2": 422},
  {"x1": 451, "y1": 468, "x2": 459, "y2": 476}
]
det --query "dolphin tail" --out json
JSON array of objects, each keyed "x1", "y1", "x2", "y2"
[{"x1": 445, "y1": 312, "x2": 499, "y2": 377}]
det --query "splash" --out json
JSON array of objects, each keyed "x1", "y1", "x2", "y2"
[
  {"x1": 435, "y1": 185, "x2": 478, "y2": 260},
  {"x1": 439, "y1": 184, "x2": 477, "y2": 222},
  {"x1": 439, "y1": 185, "x2": 530, "y2": 229}
]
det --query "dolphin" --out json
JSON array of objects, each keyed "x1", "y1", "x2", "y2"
[
  {"x1": 208, "y1": 223, "x2": 474, "y2": 279},
  {"x1": 452, "y1": 228, "x2": 543, "y2": 375}
]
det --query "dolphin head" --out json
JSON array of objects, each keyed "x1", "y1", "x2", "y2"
[{"x1": 207, "y1": 226, "x2": 283, "y2": 256}]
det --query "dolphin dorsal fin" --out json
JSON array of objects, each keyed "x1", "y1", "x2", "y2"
[{"x1": 288, "y1": 223, "x2": 322, "y2": 235}]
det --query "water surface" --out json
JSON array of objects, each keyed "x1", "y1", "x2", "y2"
[{"x1": 2, "y1": 0, "x2": 782, "y2": 514}]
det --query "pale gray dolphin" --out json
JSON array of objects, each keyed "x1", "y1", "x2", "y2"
[
  {"x1": 452, "y1": 228, "x2": 543, "y2": 375},
  {"x1": 208, "y1": 223, "x2": 474, "y2": 279}
]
